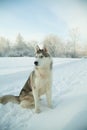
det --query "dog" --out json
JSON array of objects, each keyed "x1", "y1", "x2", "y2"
[{"x1": 0, "y1": 45, "x2": 53, "y2": 113}]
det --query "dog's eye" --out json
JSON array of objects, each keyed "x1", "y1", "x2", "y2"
[{"x1": 40, "y1": 55, "x2": 43, "y2": 58}]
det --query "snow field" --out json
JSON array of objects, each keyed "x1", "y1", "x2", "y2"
[{"x1": 0, "y1": 57, "x2": 87, "y2": 130}]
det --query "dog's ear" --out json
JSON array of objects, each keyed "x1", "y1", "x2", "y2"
[
  {"x1": 43, "y1": 47, "x2": 48, "y2": 52},
  {"x1": 35, "y1": 45, "x2": 40, "y2": 52}
]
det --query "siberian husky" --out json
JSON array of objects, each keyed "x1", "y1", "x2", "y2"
[{"x1": 0, "y1": 45, "x2": 53, "y2": 113}]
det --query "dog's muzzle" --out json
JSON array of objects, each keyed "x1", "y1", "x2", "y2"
[{"x1": 34, "y1": 61, "x2": 38, "y2": 66}]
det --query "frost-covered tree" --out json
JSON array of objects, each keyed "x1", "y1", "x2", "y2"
[
  {"x1": 0, "y1": 37, "x2": 10, "y2": 56},
  {"x1": 68, "y1": 28, "x2": 80, "y2": 57},
  {"x1": 43, "y1": 34, "x2": 64, "y2": 57},
  {"x1": 9, "y1": 33, "x2": 34, "y2": 57}
]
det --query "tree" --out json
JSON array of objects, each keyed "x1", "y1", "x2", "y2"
[
  {"x1": 0, "y1": 37, "x2": 10, "y2": 56},
  {"x1": 68, "y1": 27, "x2": 80, "y2": 57},
  {"x1": 9, "y1": 33, "x2": 35, "y2": 57},
  {"x1": 43, "y1": 34, "x2": 64, "y2": 57},
  {"x1": 13, "y1": 33, "x2": 27, "y2": 56},
  {"x1": 15, "y1": 33, "x2": 27, "y2": 49}
]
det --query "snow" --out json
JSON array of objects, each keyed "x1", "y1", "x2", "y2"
[{"x1": 0, "y1": 57, "x2": 87, "y2": 130}]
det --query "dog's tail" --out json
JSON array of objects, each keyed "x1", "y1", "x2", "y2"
[{"x1": 0, "y1": 95, "x2": 20, "y2": 104}]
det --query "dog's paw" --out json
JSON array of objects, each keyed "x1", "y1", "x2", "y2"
[
  {"x1": 48, "y1": 104, "x2": 53, "y2": 109},
  {"x1": 35, "y1": 108, "x2": 41, "y2": 113}
]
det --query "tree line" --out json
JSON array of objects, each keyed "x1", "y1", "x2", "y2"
[{"x1": 0, "y1": 32, "x2": 87, "y2": 58}]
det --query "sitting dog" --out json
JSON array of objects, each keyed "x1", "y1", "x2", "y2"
[{"x1": 0, "y1": 45, "x2": 53, "y2": 113}]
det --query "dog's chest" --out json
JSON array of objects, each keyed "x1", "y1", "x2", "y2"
[
  {"x1": 35, "y1": 73, "x2": 51, "y2": 89},
  {"x1": 34, "y1": 68, "x2": 52, "y2": 89},
  {"x1": 35, "y1": 76, "x2": 49, "y2": 86}
]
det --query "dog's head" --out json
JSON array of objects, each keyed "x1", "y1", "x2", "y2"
[{"x1": 34, "y1": 45, "x2": 52, "y2": 69}]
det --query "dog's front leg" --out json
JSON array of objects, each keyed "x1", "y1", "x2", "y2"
[
  {"x1": 46, "y1": 87, "x2": 52, "y2": 108},
  {"x1": 33, "y1": 88, "x2": 40, "y2": 113}
]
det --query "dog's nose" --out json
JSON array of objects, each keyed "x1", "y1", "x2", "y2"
[{"x1": 34, "y1": 61, "x2": 38, "y2": 66}]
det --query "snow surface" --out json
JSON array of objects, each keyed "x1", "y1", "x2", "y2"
[{"x1": 0, "y1": 57, "x2": 87, "y2": 130}]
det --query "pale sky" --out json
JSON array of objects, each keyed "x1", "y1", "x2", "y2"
[{"x1": 0, "y1": 0, "x2": 87, "y2": 42}]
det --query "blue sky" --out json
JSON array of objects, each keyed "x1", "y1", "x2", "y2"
[{"x1": 0, "y1": 0, "x2": 87, "y2": 42}]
